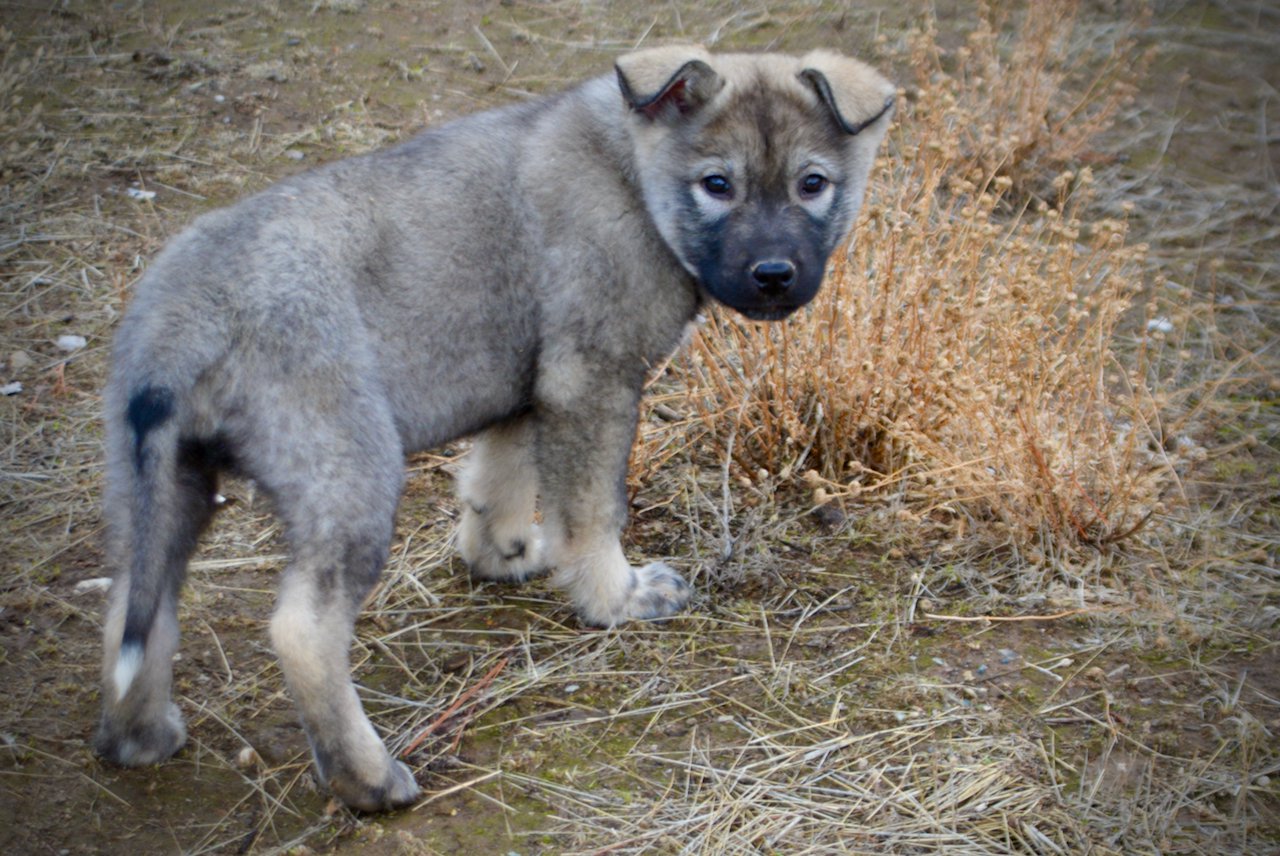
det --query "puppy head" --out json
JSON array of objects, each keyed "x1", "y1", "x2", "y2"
[{"x1": 617, "y1": 47, "x2": 894, "y2": 320}]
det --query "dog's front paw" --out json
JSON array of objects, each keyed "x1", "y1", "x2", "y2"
[
  {"x1": 327, "y1": 758, "x2": 422, "y2": 813},
  {"x1": 575, "y1": 561, "x2": 691, "y2": 627},
  {"x1": 458, "y1": 509, "x2": 547, "y2": 583},
  {"x1": 627, "y1": 562, "x2": 691, "y2": 621}
]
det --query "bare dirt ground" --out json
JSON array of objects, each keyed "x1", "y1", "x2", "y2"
[{"x1": 1, "y1": 1, "x2": 1277, "y2": 854}]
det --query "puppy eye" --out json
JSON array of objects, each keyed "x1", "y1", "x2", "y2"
[
  {"x1": 701, "y1": 174, "x2": 733, "y2": 198},
  {"x1": 799, "y1": 174, "x2": 828, "y2": 197}
]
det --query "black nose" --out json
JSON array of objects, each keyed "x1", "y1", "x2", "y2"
[{"x1": 751, "y1": 260, "x2": 797, "y2": 294}]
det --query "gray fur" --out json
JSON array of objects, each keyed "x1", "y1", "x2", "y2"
[{"x1": 94, "y1": 46, "x2": 894, "y2": 811}]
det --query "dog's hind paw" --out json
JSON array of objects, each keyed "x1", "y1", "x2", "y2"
[
  {"x1": 328, "y1": 759, "x2": 422, "y2": 813},
  {"x1": 94, "y1": 701, "x2": 187, "y2": 767}
]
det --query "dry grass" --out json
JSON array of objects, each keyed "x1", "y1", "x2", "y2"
[{"x1": 1, "y1": 1, "x2": 1278, "y2": 854}]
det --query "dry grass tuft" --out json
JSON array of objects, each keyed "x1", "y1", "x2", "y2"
[
  {"x1": 551, "y1": 706, "x2": 1094, "y2": 854},
  {"x1": 671, "y1": 2, "x2": 1173, "y2": 556}
]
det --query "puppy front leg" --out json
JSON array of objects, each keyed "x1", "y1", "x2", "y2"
[
  {"x1": 457, "y1": 417, "x2": 546, "y2": 583},
  {"x1": 535, "y1": 384, "x2": 690, "y2": 627}
]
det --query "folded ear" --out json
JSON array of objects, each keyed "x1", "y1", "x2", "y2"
[
  {"x1": 615, "y1": 45, "x2": 722, "y2": 121},
  {"x1": 798, "y1": 49, "x2": 895, "y2": 136}
]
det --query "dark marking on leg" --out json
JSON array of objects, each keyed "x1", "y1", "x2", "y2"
[
  {"x1": 314, "y1": 539, "x2": 388, "y2": 594},
  {"x1": 500, "y1": 539, "x2": 526, "y2": 561},
  {"x1": 345, "y1": 538, "x2": 389, "y2": 591}
]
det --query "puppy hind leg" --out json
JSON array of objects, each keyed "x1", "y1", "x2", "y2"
[
  {"x1": 261, "y1": 418, "x2": 420, "y2": 811},
  {"x1": 95, "y1": 455, "x2": 217, "y2": 766},
  {"x1": 270, "y1": 548, "x2": 420, "y2": 812},
  {"x1": 457, "y1": 418, "x2": 546, "y2": 583}
]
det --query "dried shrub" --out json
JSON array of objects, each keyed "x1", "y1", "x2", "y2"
[
  {"x1": 669, "y1": 2, "x2": 1171, "y2": 553},
  {"x1": 914, "y1": 1, "x2": 1150, "y2": 195}
]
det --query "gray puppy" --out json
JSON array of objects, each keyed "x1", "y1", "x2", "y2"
[{"x1": 94, "y1": 45, "x2": 894, "y2": 811}]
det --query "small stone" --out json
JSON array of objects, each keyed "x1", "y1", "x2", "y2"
[
  {"x1": 236, "y1": 746, "x2": 262, "y2": 769},
  {"x1": 314, "y1": 0, "x2": 364, "y2": 11},
  {"x1": 74, "y1": 577, "x2": 113, "y2": 595},
  {"x1": 55, "y1": 334, "x2": 87, "y2": 352},
  {"x1": 244, "y1": 61, "x2": 289, "y2": 82},
  {"x1": 9, "y1": 350, "x2": 33, "y2": 372}
]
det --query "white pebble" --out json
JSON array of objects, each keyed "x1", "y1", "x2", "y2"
[
  {"x1": 74, "y1": 577, "x2": 113, "y2": 595},
  {"x1": 55, "y1": 334, "x2": 87, "y2": 352}
]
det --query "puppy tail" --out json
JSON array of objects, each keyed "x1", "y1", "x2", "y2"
[
  {"x1": 104, "y1": 260, "x2": 233, "y2": 704},
  {"x1": 110, "y1": 355, "x2": 221, "y2": 702},
  {"x1": 113, "y1": 384, "x2": 183, "y2": 701}
]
